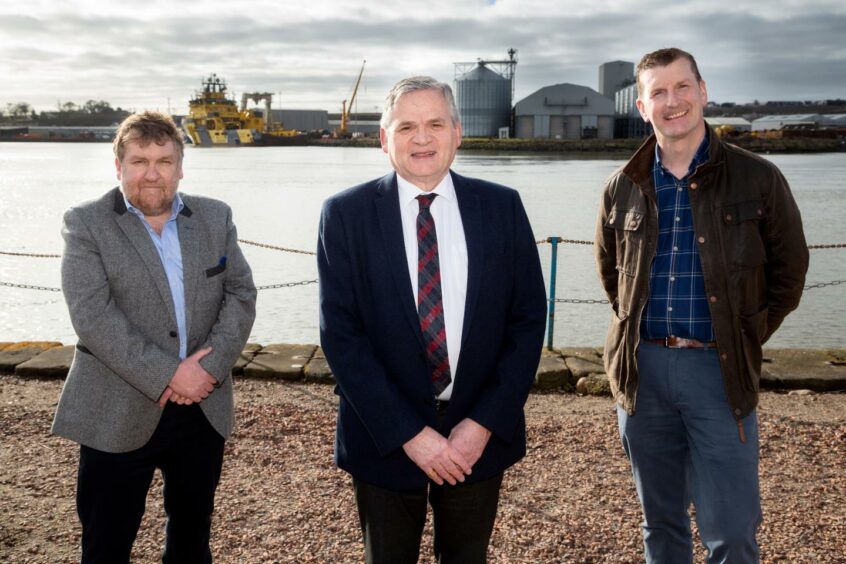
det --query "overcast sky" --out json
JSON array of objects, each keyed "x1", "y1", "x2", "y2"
[{"x1": 2, "y1": 0, "x2": 845, "y2": 115}]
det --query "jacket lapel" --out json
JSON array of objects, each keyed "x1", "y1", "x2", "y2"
[
  {"x1": 111, "y1": 188, "x2": 177, "y2": 325},
  {"x1": 452, "y1": 172, "x2": 484, "y2": 348},
  {"x1": 374, "y1": 172, "x2": 425, "y2": 348},
  {"x1": 177, "y1": 201, "x2": 199, "y2": 338}
]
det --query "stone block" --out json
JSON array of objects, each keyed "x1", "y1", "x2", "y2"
[
  {"x1": 233, "y1": 343, "x2": 263, "y2": 375},
  {"x1": 564, "y1": 356, "x2": 605, "y2": 380},
  {"x1": 558, "y1": 347, "x2": 603, "y2": 363},
  {"x1": 576, "y1": 374, "x2": 611, "y2": 396},
  {"x1": 534, "y1": 351, "x2": 572, "y2": 391},
  {"x1": 242, "y1": 343, "x2": 316, "y2": 380},
  {"x1": 760, "y1": 348, "x2": 846, "y2": 392},
  {"x1": 15, "y1": 345, "x2": 75, "y2": 378},
  {"x1": 0, "y1": 342, "x2": 63, "y2": 372},
  {"x1": 304, "y1": 348, "x2": 334, "y2": 383}
]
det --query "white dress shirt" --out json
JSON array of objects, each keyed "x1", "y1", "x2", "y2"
[{"x1": 397, "y1": 173, "x2": 468, "y2": 401}]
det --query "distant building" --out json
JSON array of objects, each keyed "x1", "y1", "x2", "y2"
[
  {"x1": 705, "y1": 117, "x2": 752, "y2": 132},
  {"x1": 453, "y1": 50, "x2": 517, "y2": 137},
  {"x1": 614, "y1": 83, "x2": 651, "y2": 139},
  {"x1": 820, "y1": 114, "x2": 846, "y2": 128},
  {"x1": 327, "y1": 112, "x2": 381, "y2": 136},
  {"x1": 270, "y1": 109, "x2": 328, "y2": 132},
  {"x1": 752, "y1": 114, "x2": 822, "y2": 131},
  {"x1": 514, "y1": 83, "x2": 614, "y2": 139},
  {"x1": 598, "y1": 60, "x2": 634, "y2": 99}
]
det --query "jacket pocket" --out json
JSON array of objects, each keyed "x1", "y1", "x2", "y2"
[
  {"x1": 722, "y1": 200, "x2": 766, "y2": 269},
  {"x1": 738, "y1": 306, "x2": 768, "y2": 392},
  {"x1": 605, "y1": 208, "x2": 644, "y2": 277}
]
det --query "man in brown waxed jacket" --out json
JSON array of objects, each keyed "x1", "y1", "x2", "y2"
[{"x1": 594, "y1": 47, "x2": 808, "y2": 563}]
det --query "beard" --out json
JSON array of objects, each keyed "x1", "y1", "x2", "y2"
[{"x1": 128, "y1": 184, "x2": 176, "y2": 217}]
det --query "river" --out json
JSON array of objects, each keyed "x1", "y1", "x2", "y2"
[{"x1": 1, "y1": 143, "x2": 844, "y2": 348}]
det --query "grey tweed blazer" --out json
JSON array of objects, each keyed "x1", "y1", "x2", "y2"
[{"x1": 51, "y1": 187, "x2": 256, "y2": 453}]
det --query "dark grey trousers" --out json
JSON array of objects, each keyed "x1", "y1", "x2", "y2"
[{"x1": 353, "y1": 472, "x2": 503, "y2": 564}]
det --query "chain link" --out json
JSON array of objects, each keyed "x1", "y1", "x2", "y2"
[
  {"x1": 536, "y1": 238, "x2": 593, "y2": 246},
  {"x1": 0, "y1": 250, "x2": 61, "y2": 258},
  {"x1": 4, "y1": 241, "x2": 845, "y2": 257},
  {"x1": 255, "y1": 279, "x2": 318, "y2": 290},
  {"x1": 804, "y1": 279, "x2": 845, "y2": 290},
  {"x1": 0, "y1": 280, "x2": 62, "y2": 292},
  {"x1": 808, "y1": 243, "x2": 846, "y2": 249},
  {"x1": 238, "y1": 239, "x2": 316, "y2": 256}
]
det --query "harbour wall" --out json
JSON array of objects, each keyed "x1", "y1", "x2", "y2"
[{"x1": 2, "y1": 341, "x2": 844, "y2": 395}]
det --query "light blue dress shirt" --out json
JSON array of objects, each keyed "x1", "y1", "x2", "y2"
[{"x1": 123, "y1": 193, "x2": 187, "y2": 359}]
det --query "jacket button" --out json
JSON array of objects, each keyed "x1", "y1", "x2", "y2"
[
  {"x1": 690, "y1": 182, "x2": 698, "y2": 189},
  {"x1": 709, "y1": 296, "x2": 718, "y2": 303},
  {"x1": 734, "y1": 408, "x2": 742, "y2": 416},
  {"x1": 721, "y1": 353, "x2": 728, "y2": 360},
  {"x1": 169, "y1": 331, "x2": 177, "y2": 338},
  {"x1": 698, "y1": 236, "x2": 705, "y2": 244},
  {"x1": 726, "y1": 214, "x2": 733, "y2": 221}
]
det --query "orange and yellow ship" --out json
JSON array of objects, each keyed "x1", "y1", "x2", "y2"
[{"x1": 181, "y1": 74, "x2": 306, "y2": 146}]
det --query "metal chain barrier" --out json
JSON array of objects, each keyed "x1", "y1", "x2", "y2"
[
  {"x1": 255, "y1": 279, "x2": 318, "y2": 291},
  {"x1": 804, "y1": 279, "x2": 845, "y2": 290},
  {"x1": 808, "y1": 243, "x2": 846, "y2": 249},
  {"x1": 553, "y1": 297, "x2": 609, "y2": 304},
  {"x1": 0, "y1": 281, "x2": 62, "y2": 292},
  {"x1": 237, "y1": 239, "x2": 316, "y2": 256},
  {"x1": 0, "y1": 250, "x2": 61, "y2": 258}
]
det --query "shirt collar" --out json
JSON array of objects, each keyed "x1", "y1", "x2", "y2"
[
  {"x1": 654, "y1": 128, "x2": 710, "y2": 178},
  {"x1": 123, "y1": 191, "x2": 184, "y2": 222},
  {"x1": 397, "y1": 172, "x2": 456, "y2": 208}
]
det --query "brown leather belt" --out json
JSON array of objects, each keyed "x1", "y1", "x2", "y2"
[{"x1": 645, "y1": 336, "x2": 717, "y2": 349}]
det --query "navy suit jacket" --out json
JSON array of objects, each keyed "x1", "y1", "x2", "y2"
[{"x1": 318, "y1": 171, "x2": 547, "y2": 490}]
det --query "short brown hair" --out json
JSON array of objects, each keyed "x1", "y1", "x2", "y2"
[
  {"x1": 636, "y1": 48, "x2": 702, "y2": 95},
  {"x1": 113, "y1": 110, "x2": 184, "y2": 161}
]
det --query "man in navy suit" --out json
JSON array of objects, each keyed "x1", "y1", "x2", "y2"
[{"x1": 317, "y1": 76, "x2": 547, "y2": 563}]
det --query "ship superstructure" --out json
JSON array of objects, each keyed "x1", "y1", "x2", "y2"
[{"x1": 181, "y1": 74, "x2": 304, "y2": 146}]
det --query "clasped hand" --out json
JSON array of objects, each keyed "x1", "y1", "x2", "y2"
[
  {"x1": 157, "y1": 347, "x2": 217, "y2": 407},
  {"x1": 402, "y1": 418, "x2": 492, "y2": 486}
]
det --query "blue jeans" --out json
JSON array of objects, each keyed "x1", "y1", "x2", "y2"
[{"x1": 618, "y1": 341, "x2": 762, "y2": 563}]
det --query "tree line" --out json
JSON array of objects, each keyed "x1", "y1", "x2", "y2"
[{"x1": 1, "y1": 100, "x2": 131, "y2": 126}]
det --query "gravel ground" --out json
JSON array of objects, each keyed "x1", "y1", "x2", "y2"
[{"x1": 1, "y1": 374, "x2": 844, "y2": 563}]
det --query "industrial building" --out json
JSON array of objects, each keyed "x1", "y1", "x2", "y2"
[
  {"x1": 269, "y1": 109, "x2": 328, "y2": 133},
  {"x1": 705, "y1": 117, "x2": 752, "y2": 132},
  {"x1": 752, "y1": 114, "x2": 823, "y2": 131},
  {"x1": 599, "y1": 60, "x2": 634, "y2": 98},
  {"x1": 514, "y1": 83, "x2": 614, "y2": 139},
  {"x1": 453, "y1": 49, "x2": 517, "y2": 137}
]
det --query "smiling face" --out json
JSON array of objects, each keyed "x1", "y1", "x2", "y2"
[
  {"x1": 636, "y1": 57, "x2": 708, "y2": 146},
  {"x1": 116, "y1": 138, "x2": 183, "y2": 217},
  {"x1": 380, "y1": 88, "x2": 462, "y2": 191}
]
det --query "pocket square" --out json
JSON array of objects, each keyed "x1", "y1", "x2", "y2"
[{"x1": 205, "y1": 256, "x2": 227, "y2": 277}]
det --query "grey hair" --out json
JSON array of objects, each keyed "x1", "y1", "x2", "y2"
[{"x1": 380, "y1": 76, "x2": 460, "y2": 129}]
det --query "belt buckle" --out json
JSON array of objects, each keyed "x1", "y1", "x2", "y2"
[{"x1": 664, "y1": 336, "x2": 684, "y2": 348}]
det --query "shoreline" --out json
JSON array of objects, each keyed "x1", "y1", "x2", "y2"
[{"x1": 2, "y1": 136, "x2": 843, "y2": 154}]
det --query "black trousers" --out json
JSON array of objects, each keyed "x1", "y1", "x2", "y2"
[
  {"x1": 76, "y1": 403, "x2": 225, "y2": 564},
  {"x1": 353, "y1": 472, "x2": 504, "y2": 564}
]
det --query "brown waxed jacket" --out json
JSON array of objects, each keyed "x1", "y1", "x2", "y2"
[{"x1": 595, "y1": 127, "x2": 809, "y2": 420}]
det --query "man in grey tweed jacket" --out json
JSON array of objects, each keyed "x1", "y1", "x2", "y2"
[{"x1": 52, "y1": 111, "x2": 256, "y2": 563}]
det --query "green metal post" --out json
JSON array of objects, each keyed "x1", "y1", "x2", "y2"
[{"x1": 546, "y1": 237, "x2": 562, "y2": 350}]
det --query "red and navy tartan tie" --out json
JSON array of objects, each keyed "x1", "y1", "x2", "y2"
[{"x1": 416, "y1": 194, "x2": 452, "y2": 395}]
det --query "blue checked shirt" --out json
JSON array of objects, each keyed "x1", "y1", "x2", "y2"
[{"x1": 641, "y1": 132, "x2": 715, "y2": 342}]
